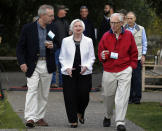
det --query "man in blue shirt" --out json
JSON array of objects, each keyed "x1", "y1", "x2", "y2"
[
  {"x1": 16, "y1": 4, "x2": 56, "y2": 127},
  {"x1": 125, "y1": 11, "x2": 147, "y2": 104}
]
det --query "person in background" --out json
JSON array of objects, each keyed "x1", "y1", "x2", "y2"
[
  {"x1": 0, "y1": 24, "x2": 4, "y2": 100},
  {"x1": 0, "y1": 24, "x2": 4, "y2": 44},
  {"x1": 51, "y1": 5, "x2": 69, "y2": 88},
  {"x1": 59, "y1": 19, "x2": 95, "y2": 128},
  {"x1": 98, "y1": 13, "x2": 138, "y2": 131},
  {"x1": 33, "y1": 16, "x2": 39, "y2": 22},
  {"x1": 16, "y1": 4, "x2": 56, "y2": 128},
  {"x1": 117, "y1": 9, "x2": 127, "y2": 26},
  {"x1": 98, "y1": 2, "x2": 114, "y2": 41},
  {"x1": 0, "y1": 35, "x2": 2, "y2": 44},
  {"x1": 80, "y1": 5, "x2": 95, "y2": 46},
  {"x1": 97, "y1": 2, "x2": 114, "y2": 89},
  {"x1": 125, "y1": 11, "x2": 147, "y2": 104}
]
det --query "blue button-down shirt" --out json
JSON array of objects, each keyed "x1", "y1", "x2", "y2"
[
  {"x1": 127, "y1": 24, "x2": 147, "y2": 55},
  {"x1": 37, "y1": 21, "x2": 47, "y2": 57}
]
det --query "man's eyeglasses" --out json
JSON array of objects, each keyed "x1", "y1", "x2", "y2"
[
  {"x1": 110, "y1": 22, "x2": 121, "y2": 25},
  {"x1": 46, "y1": 14, "x2": 54, "y2": 18}
]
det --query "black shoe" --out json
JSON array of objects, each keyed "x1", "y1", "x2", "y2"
[
  {"x1": 79, "y1": 118, "x2": 84, "y2": 124},
  {"x1": 26, "y1": 120, "x2": 35, "y2": 128},
  {"x1": 70, "y1": 123, "x2": 78, "y2": 128},
  {"x1": 77, "y1": 113, "x2": 85, "y2": 124},
  {"x1": 103, "y1": 117, "x2": 111, "y2": 127},
  {"x1": 134, "y1": 101, "x2": 141, "y2": 104},
  {"x1": 117, "y1": 125, "x2": 126, "y2": 131}
]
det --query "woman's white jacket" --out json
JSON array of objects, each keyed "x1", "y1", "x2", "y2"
[{"x1": 59, "y1": 34, "x2": 96, "y2": 75}]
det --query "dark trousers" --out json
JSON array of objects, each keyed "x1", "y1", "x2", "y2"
[
  {"x1": 62, "y1": 71, "x2": 92, "y2": 123},
  {"x1": 130, "y1": 60, "x2": 142, "y2": 102}
]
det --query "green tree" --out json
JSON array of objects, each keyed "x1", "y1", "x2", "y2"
[
  {"x1": 0, "y1": 0, "x2": 153, "y2": 55},
  {"x1": 145, "y1": 0, "x2": 162, "y2": 17}
]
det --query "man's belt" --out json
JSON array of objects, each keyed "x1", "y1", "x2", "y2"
[{"x1": 38, "y1": 57, "x2": 46, "y2": 60}]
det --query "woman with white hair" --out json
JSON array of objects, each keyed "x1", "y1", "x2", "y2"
[{"x1": 59, "y1": 19, "x2": 95, "y2": 128}]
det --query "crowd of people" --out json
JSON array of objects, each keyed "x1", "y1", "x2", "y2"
[{"x1": 16, "y1": 2, "x2": 148, "y2": 131}]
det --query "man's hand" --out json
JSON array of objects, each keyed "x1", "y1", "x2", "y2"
[
  {"x1": 20, "y1": 64, "x2": 28, "y2": 73},
  {"x1": 45, "y1": 40, "x2": 53, "y2": 49},
  {"x1": 80, "y1": 66, "x2": 87, "y2": 74},
  {"x1": 101, "y1": 50, "x2": 109, "y2": 60},
  {"x1": 141, "y1": 55, "x2": 146, "y2": 65},
  {"x1": 46, "y1": 42, "x2": 53, "y2": 49}
]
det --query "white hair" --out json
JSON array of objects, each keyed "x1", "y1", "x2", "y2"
[
  {"x1": 70, "y1": 19, "x2": 85, "y2": 32},
  {"x1": 38, "y1": 4, "x2": 54, "y2": 17},
  {"x1": 110, "y1": 13, "x2": 123, "y2": 22}
]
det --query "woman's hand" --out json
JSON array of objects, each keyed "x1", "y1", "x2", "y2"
[
  {"x1": 80, "y1": 66, "x2": 87, "y2": 74},
  {"x1": 66, "y1": 68, "x2": 75, "y2": 77}
]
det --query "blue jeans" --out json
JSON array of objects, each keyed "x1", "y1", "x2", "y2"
[{"x1": 51, "y1": 49, "x2": 62, "y2": 86}]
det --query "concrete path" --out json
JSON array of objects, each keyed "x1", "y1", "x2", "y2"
[
  {"x1": 2, "y1": 72, "x2": 162, "y2": 131},
  {"x1": 7, "y1": 91, "x2": 145, "y2": 131}
]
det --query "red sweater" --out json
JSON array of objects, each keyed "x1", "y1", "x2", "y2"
[{"x1": 98, "y1": 29, "x2": 138, "y2": 73}]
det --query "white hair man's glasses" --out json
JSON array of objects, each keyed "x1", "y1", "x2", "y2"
[
  {"x1": 110, "y1": 22, "x2": 121, "y2": 25},
  {"x1": 45, "y1": 14, "x2": 54, "y2": 18}
]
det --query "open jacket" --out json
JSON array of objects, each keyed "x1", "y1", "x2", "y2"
[
  {"x1": 59, "y1": 34, "x2": 95, "y2": 75},
  {"x1": 16, "y1": 21, "x2": 57, "y2": 77},
  {"x1": 98, "y1": 28, "x2": 138, "y2": 73}
]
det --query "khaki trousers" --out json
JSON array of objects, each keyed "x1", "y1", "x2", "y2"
[
  {"x1": 24, "y1": 60, "x2": 52, "y2": 122},
  {"x1": 102, "y1": 66, "x2": 132, "y2": 126}
]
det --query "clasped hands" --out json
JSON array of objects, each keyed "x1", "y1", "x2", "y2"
[{"x1": 66, "y1": 66, "x2": 87, "y2": 77}]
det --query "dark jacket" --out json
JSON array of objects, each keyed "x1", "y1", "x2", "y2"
[
  {"x1": 16, "y1": 21, "x2": 57, "y2": 77},
  {"x1": 52, "y1": 17, "x2": 69, "y2": 49},
  {"x1": 98, "y1": 17, "x2": 111, "y2": 41},
  {"x1": 81, "y1": 18, "x2": 95, "y2": 45}
]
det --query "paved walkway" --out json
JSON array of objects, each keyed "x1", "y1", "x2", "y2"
[{"x1": 2, "y1": 72, "x2": 162, "y2": 131}]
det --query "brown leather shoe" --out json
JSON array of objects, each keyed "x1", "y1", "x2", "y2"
[
  {"x1": 35, "y1": 119, "x2": 48, "y2": 126},
  {"x1": 51, "y1": 84, "x2": 58, "y2": 88},
  {"x1": 26, "y1": 120, "x2": 35, "y2": 128}
]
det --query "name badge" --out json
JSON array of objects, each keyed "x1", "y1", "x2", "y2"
[
  {"x1": 110, "y1": 52, "x2": 118, "y2": 59},
  {"x1": 48, "y1": 30, "x2": 55, "y2": 39}
]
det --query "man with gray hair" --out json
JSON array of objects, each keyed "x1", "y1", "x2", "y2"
[
  {"x1": 98, "y1": 13, "x2": 138, "y2": 131},
  {"x1": 125, "y1": 11, "x2": 147, "y2": 104},
  {"x1": 16, "y1": 4, "x2": 56, "y2": 128}
]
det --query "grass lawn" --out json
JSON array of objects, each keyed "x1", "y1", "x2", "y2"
[
  {"x1": 127, "y1": 102, "x2": 162, "y2": 131},
  {"x1": 0, "y1": 99, "x2": 25, "y2": 129}
]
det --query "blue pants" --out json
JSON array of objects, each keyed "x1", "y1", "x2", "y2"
[
  {"x1": 129, "y1": 60, "x2": 142, "y2": 102},
  {"x1": 51, "y1": 49, "x2": 62, "y2": 86}
]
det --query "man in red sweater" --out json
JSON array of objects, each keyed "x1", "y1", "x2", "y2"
[{"x1": 98, "y1": 13, "x2": 138, "y2": 131}]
